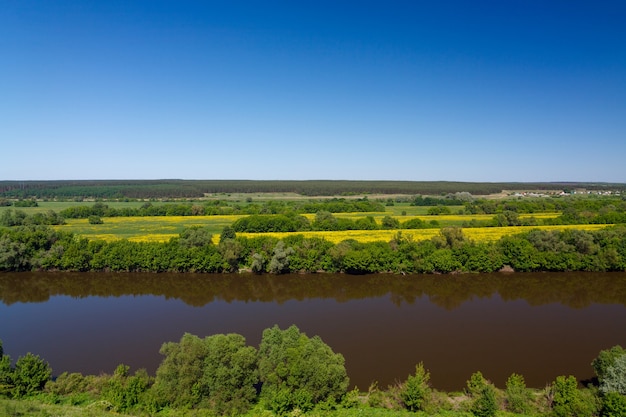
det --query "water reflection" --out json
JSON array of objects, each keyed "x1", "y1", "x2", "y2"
[
  {"x1": 2, "y1": 271, "x2": 626, "y2": 309},
  {"x1": 1, "y1": 271, "x2": 626, "y2": 391}
]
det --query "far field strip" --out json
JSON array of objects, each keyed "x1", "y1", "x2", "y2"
[{"x1": 52, "y1": 214, "x2": 606, "y2": 244}]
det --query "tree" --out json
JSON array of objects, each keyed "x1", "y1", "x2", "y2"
[
  {"x1": 593, "y1": 346, "x2": 626, "y2": 385},
  {"x1": 12, "y1": 352, "x2": 52, "y2": 398},
  {"x1": 401, "y1": 362, "x2": 431, "y2": 411},
  {"x1": 200, "y1": 333, "x2": 258, "y2": 415},
  {"x1": 601, "y1": 391, "x2": 626, "y2": 417},
  {"x1": 102, "y1": 364, "x2": 151, "y2": 412},
  {"x1": 88, "y1": 215, "x2": 103, "y2": 225},
  {"x1": 550, "y1": 375, "x2": 596, "y2": 417},
  {"x1": 381, "y1": 215, "x2": 400, "y2": 230},
  {"x1": 152, "y1": 333, "x2": 209, "y2": 408},
  {"x1": 0, "y1": 340, "x2": 13, "y2": 397},
  {"x1": 219, "y1": 225, "x2": 236, "y2": 243},
  {"x1": 268, "y1": 241, "x2": 294, "y2": 274},
  {"x1": 258, "y1": 325, "x2": 349, "y2": 413},
  {"x1": 471, "y1": 384, "x2": 497, "y2": 417},
  {"x1": 151, "y1": 332, "x2": 258, "y2": 414},
  {"x1": 178, "y1": 226, "x2": 213, "y2": 248},
  {"x1": 466, "y1": 371, "x2": 497, "y2": 417},
  {"x1": 505, "y1": 373, "x2": 532, "y2": 414},
  {"x1": 600, "y1": 354, "x2": 626, "y2": 395}
]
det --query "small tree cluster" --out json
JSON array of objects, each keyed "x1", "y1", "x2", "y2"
[{"x1": 0, "y1": 340, "x2": 52, "y2": 399}]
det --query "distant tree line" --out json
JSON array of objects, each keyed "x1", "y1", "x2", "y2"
[
  {"x1": 1, "y1": 334, "x2": 625, "y2": 416},
  {"x1": 1, "y1": 224, "x2": 625, "y2": 274},
  {"x1": 464, "y1": 196, "x2": 626, "y2": 215},
  {"x1": 3, "y1": 180, "x2": 624, "y2": 199},
  {"x1": 56, "y1": 199, "x2": 384, "y2": 219},
  {"x1": 231, "y1": 212, "x2": 437, "y2": 233}
]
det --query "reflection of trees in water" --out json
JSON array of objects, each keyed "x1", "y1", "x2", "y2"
[{"x1": 1, "y1": 271, "x2": 626, "y2": 310}]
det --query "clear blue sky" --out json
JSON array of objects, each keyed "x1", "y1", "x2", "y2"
[{"x1": 2, "y1": 1, "x2": 625, "y2": 182}]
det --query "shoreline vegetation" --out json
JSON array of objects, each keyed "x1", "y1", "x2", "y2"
[{"x1": 1, "y1": 330, "x2": 625, "y2": 417}]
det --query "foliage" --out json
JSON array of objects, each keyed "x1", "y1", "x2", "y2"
[
  {"x1": 505, "y1": 372, "x2": 533, "y2": 414},
  {"x1": 88, "y1": 215, "x2": 103, "y2": 225},
  {"x1": 101, "y1": 364, "x2": 151, "y2": 412},
  {"x1": 258, "y1": 325, "x2": 349, "y2": 413},
  {"x1": 599, "y1": 354, "x2": 626, "y2": 395},
  {"x1": 11, "y1": 353, "x2": 52, "y2": 398},
  {"x1": 218, "y1": 225, "x2": 236, "y2": 243},
  {"x1": 400, "y1": 362, "x2": 431, "y2": 412},
  {"x1": 550, "y1": 375, "x2": 598, "y2": 417},
  {"x1": 0, "y1": 344, "x2": 11, "y2": 398},
  {"x1": 178, "y1": 226, "x2": 213, "y2": 248},
  {"x1": 601, "y1": 391, "x2": 626, "y2": 417},
  {"x1": 593, "y1": 345, "x2": 626, "y2": 385},
  {"x1": 470, "y1": 384, "x2": 497, "y2": 417},
  {"x1": 151, "y1": 332, "x2": 258, "y2": 414},
  {"x1": 268, "y1": 241, "x2": 294, "y2": 274}
]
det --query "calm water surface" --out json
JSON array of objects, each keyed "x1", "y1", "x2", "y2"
[{"x1": 1, "y1": 271, "x2": 626, "y2": 391}]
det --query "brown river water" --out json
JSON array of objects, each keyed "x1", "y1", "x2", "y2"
[{"x1": 1, "y1": 271, "x2": 626, "y2": 391}]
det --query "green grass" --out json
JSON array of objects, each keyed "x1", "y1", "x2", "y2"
[
  {"x1": 54, "y1": 216, "x2": 239, "y2": 242},
  {"x1": 0, "y1": 397, "x2": 129, "y2": 417},
  {"x1": 0, "y1": 201, "x2": 152, "y2": 215}
]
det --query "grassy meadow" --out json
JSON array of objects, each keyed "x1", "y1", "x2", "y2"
[
  {"x1": 0, "y1": 198, "x2": 606, "y2": 244},
  {"x1": 48, "y1": 211, "x2": 595, "y2": 245}
]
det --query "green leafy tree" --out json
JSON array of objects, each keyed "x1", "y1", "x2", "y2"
[
  {"x1": 0, "y1": 340, "x2": 13, "y2": 397},
  {"x1": 219, "y1": 225, "x2": 236, "y2": 243},
  {"x1": 218, "y1": 238, "x2": 243, "y2": 272},
  {"x1": 401, "y1": 362, "x2": 431, "y2": 411},
  {"x1": 471, "y1": 384, "x2": 497, "y2": 417},
  {"x1": 200, "y1": 333, "x2": 258, "y2": 415},
  {"x1": 102, "y1": 364, "x2": 151, "y2": 412},
  {"x1": 381, "y1": 215, "x2": 400, "y2": 230},
  {"x1": 12, "y1": 352, "x2": 52, "y2": 398},
  {"x1": 505, "y1": 372, "x2": 533, "y2": 414},
  {"x1": 87, "y1": 215, "x2": 103, "y2": 225},
  {"x1": 465, "y1": 371, "x2": 497, "y2": 417},
  {"x1": 600, "y1": 354, "x2": 626, "y2": 395},
  {"x1": 601, "y1": 391, "x2": 626, "y2": 417},
  {"x1": 151, "y1": 332, "x2": 258, "y2": 414},
  {"x1": 258, "y1": 325, "x2": 349, "y2": 413},
  {"x1": 178, "y1": 226, "x2": 213, "y2": 248},
  {"x1": 550, "y1": 375, "x2": 596, "y2": 417},
  {"x1": 313, "y1": 211, "x2": 339, "y2": 231},
  {"x1": 593, "y1": 346, "x2": 626, "y2": 385},
  {"x1": 268, "y1": 241, "x2": 294, "y2": 274},
  {"x1": 152, "y1": 333, "x2": 209, "y2": 408}
]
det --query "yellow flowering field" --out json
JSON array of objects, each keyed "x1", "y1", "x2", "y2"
[
  {"x1": 53, "y1": 213, "x2": 596, "y2": 245},
  {"x1": 239, "y1": 224, "x2": 609, "y2": 244}
]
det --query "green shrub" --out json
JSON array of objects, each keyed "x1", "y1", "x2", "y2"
[
  {"x1": 601, "y1": 391, "x2": 626, "y2": 417},
  {"x1": 12, "y1": 352, "x2": 52, "y2": 398},
  {"x1": 87, "y1": 215, "x2": 103, "y2": 224},
  {"x1": 258, "y1": 325, "x2": 349, "y2": 413},
  {"x1": 600, "y1": 353, "x2": 626, "y2": 395},
  {"x1": 400, "y1": 362, "x2": 431, "y2": 411},
  {"x1": 471, "y1": 384, "x2": 497, "y2": 417},
  {"x1": 151, "y1": 332, "x2": 258, "y2": 415},
  {"x1": 505, "y1": 372, "x2": 533, "y2": 414},
  {"x1": 593, "y1": 346, "x2": 626, "y2": 384}
]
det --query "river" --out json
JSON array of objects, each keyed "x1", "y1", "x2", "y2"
[{"x1": 1, "y1": 271, "x2": 626, "y2": 391}]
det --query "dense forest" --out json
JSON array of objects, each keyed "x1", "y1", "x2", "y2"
[{"x1": 1, "y1": 179, "x2": 624, "y2": 199}]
